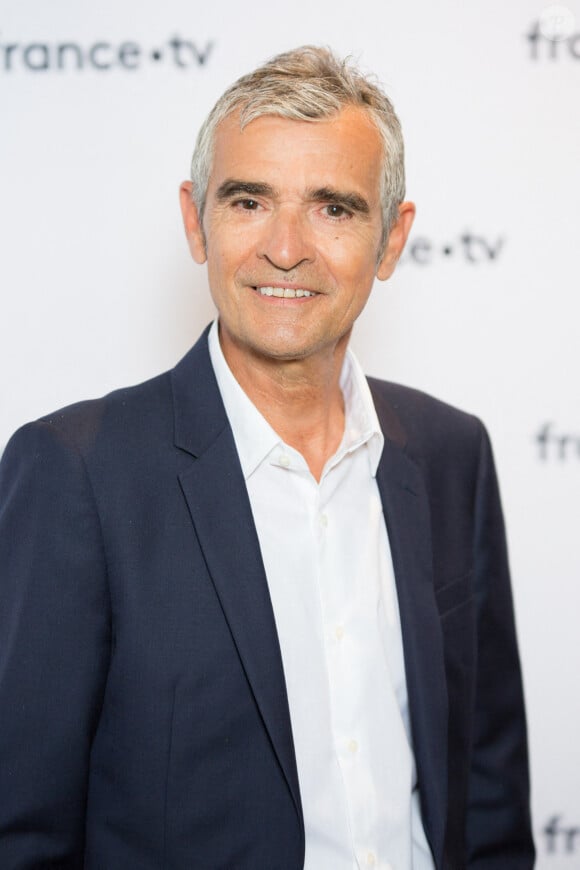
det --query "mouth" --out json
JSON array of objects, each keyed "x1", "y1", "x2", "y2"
[{"x1": 253, "y1": 285, "x2": 317, "y2": 299}]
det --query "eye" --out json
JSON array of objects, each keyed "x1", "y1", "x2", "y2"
[
  {"x1": 323, "y1": 203, "x2": 351, "y2": 219},
  {"x1": 234, "y1": 198, "x2": 260, "y2": 211}
]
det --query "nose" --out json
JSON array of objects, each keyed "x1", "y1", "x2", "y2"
[{"x1": 257, "y1": 205, "x2": 315, "y2": 272}]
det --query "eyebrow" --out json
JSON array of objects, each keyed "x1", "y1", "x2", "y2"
[
  {"x1": 306, "y1": 187, "x2": 370, "y2": 216},
  {"x1": 215, "y1": 180, "x2": 275, "y2": 200},
  {"x1": 214, "y1": 179, "x2": 371, "y2": 216}
]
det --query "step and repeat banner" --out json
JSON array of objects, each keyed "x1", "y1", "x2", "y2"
[{"x1": 1, "y1": 0, "x2": 578, "y2": 864}]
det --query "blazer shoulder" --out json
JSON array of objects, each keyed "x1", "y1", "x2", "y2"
[
  {"x1": 3, "y1": 328, "x2": 216, "y2": 475},
  {"x1": 367, "y1": 377, "x2": 486, "y2": 472},
  {"x1": 3, "y1": 370, "x2": 174, "y2": 470},
  {"x1": 368, "y1": 376, "x2": 483, "y2": 436}
]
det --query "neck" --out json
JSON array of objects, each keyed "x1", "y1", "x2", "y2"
[{"x1": 220, "y1": 333, "x2": 349, "y2": 482}]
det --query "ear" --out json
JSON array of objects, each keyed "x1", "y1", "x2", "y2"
[
  {"x1": 179, "y1": 181, "x2": 207, "y2": 264},
  {"x1": 376, "y1": 201, "x2": 416, "y2": 281}
]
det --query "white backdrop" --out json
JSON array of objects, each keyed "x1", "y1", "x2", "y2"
[{"x1": 1, "y1": 1, "x2": 579, "y2": 864}]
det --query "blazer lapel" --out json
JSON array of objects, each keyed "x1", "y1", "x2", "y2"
[
  {"x1": 371, "y1": 385, "x2": 448, "y2": 869},
  {"x1": 170, "y1": 330, "x2": 303, "y2": 826}
]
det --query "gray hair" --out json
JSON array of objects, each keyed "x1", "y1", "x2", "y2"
[{"x1": 189, "y1": 46, "x2": 406, "y2": 247}]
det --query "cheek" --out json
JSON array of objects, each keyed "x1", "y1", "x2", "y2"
[
  {"x1": 206, "y1": 242, "x2": 238, "y2": 283},
  {"x1": 207, "y1": 228, "x2": 256, "y2": 278},
  {"x1": 320, "y1": 224, "x2": 381, "y2": 270},
  {"x1": 324, "y1": 241, "x2": 378, "y2": 289}
]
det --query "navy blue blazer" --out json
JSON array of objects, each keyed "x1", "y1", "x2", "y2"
[{"x1": 0, "y1": 328, "x2": 534, "y2": 868}]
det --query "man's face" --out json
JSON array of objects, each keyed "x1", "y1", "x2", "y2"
[{"x1": 181, "y1": 106, "x2": 414, "y2": 369}]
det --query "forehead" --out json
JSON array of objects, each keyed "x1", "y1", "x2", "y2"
[{"x1": 208, "y1": 106, "x2": 384, "y2": 201}]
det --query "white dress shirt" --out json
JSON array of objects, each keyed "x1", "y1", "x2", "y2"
[{"x1": 208, "y1": 321, "x2": 435, "y2": 870}]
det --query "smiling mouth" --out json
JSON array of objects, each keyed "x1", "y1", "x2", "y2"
[{"x1": 254, "y1": 286, "x2": 317, "y2": 298}]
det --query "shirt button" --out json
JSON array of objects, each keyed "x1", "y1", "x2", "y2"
[
  {"x1": 278, "y1": 454, "x2": 291, "y2": 468},
  {"x1": 335, "y1": 625, "x2": 344, "y2": 641},
  {"x1": 348, "y1": 739, "x2": 358, "y2": 754},
  {"x1": 319, "y1": 512, "x2": 328, "y2": 527},
  {"x1": 366, "y1": 853, "x2": 376, "y2": 867}
]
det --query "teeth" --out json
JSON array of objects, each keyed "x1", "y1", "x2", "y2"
[{"x1": 257, "y1": 286, "x2": 315, "y2": 298}]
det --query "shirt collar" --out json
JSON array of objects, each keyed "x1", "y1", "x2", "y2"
[
  {"x1": 208, "y1": 320, "x2": 384, "y2": 480},
  {"x1": 338, "y1": 346, "x2": 384, "y2": 476}
]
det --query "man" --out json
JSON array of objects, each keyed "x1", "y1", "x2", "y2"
[{"x1": 0, "y1": 47, "x2": 534, "y2": 868}]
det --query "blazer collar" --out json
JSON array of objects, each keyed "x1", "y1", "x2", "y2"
[{"x1": 171, "y1": 324, "x2": 229, "y2": 458}]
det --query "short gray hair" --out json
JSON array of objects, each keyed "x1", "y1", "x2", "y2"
[{"x1": 190, "y1": 46, "x2": 406, "y2": 247}]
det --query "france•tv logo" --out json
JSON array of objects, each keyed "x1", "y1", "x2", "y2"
[
  {"x1": 526, "y1": 5, "x2": 580, "y2": 60},
  {"x1": 0, "y1": 34, "x2": 214, "y2": 72},
  {"x1": 543, "y1": 815, "x2": 580, "y2": 854}
]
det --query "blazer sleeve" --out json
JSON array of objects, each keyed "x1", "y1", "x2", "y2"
[
  {"x1": 0, "y1": 421, "x2": 111, "y2": 867},
  {"x1": 466, "y1": 424, "x2": 535, "y2": 867}
]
